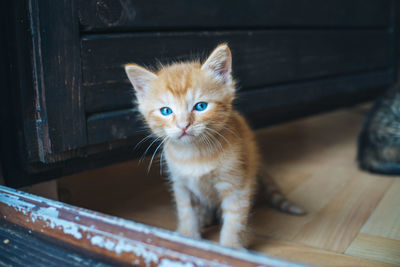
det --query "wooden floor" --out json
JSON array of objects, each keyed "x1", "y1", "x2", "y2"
[{"x1": 58, "y1": 105, "x2": 400, "y2": 266}]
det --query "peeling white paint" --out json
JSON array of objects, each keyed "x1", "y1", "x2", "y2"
[
  {"x1": 0, "y1": 186, "x2": 305, "y2": 267},
  {"x1": 159, "y1": 258, "x2": 195, "y2": 267},
  {"x1": 89, "y1": 235, "x2": 159, "y2": 266},
  {"x1": 115, "y1": 239, "x2": 159, "y2": 266},
  {"x1": 91, "y1": 235, "x2": 115, "y2": 251},
  {"x1": 38, "y1": 206, "x2": 59, "y2": 217},
  {"x1": 77, "y1": 210, "x2": 152, "y2": 235},
  {"x1": 30, "y1": 206, "x2": 82, "y2": 239},
  {"x1": 0, "y1": 193, "x2": 82, "y2": 239},
  {"x1": 84, "y1": 227, "x2": 216, "y2": 267},
  {"x1": 0, "y1": 194, "x2": 35, "y2": 215}
]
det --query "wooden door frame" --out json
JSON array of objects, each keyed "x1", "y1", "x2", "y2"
[{"x1": 0, "y1": 186, "x2": 304, "y2": 266}]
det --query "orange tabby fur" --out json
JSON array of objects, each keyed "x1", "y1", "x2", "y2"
[{"x1": 125, "y1": 44, "x2": 304, "y2": 249}]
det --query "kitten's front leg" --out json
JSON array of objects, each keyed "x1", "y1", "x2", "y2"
[
  {"x1": 217, "y1": 183, "x2": 252, "y2": 249},
  {"x1": 173, "y1": 182, "x2": 201, "y2": 239}
]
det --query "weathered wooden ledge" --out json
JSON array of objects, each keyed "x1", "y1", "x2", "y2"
[{"x1": 0, "y1": 185, "x2": 304, "y2": 266}]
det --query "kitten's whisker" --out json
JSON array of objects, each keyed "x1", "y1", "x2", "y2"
[
  {"x1": 160, "y1": 139, "x2": 171, "y2": 175},
  {"x1": 200, "y1": 132, "x2": 212, "y2": 153},
  {"x1": 204, "y1": 130, "x2": 223, "y2": 152},
  {"x1": 134, "y1": 133, "x2": 154, "y2": 151},
  {"x1": 201, "y1": 132, "x2": 215, "y2": 154},
  {"x1": 211, "y1": 132, "x2": 224, "y2": 151},
  {"x1": 140, "y1": 136, "x2": 161, "y2": 164},
  {"x1": 224, "y1": 126, "x2": 240, "y2": 138},
  {"x1": 205, "y1": 127, "x2": 231, "y2": 147},
  {"x1": 147, "y1": 137, "x2": 168, "y2": 173}
]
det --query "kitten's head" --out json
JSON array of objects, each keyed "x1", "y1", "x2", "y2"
[{"x1": 125, "y1": 44, "x2": 235, "y2": 144}]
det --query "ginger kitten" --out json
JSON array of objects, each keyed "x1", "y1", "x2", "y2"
[{"x1": 125, "y1": 44, "x2": 304, "y2": 249}]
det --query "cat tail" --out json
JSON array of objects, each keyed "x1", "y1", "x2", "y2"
[{"x1": 257, "y1": 170, "x2": 306, "y2": 216}]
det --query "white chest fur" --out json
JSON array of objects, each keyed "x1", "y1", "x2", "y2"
[
  {"x1": 164, "y1": 144, "x2": 223, "y2": 178},
  {"x1": 164, "y1": 146, "x2": 224, "y2": 204},
  {"x1": 167, "y1": 157, "x2": 219, "y2": 178}
]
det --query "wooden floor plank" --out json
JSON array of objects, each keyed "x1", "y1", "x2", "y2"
[
  {"x1": 109, "y1": 182, "x2": 177, "y2": 231},
  {"x1": 249, "y1": 111, "x2": 365, "y2": 241},
  {"x1": 360, "y1": 180, "x2": 400, "y2": 241},
  {"x1": 250, "y1": 164, "x2": 362, "y2": 242},
  {"x1": 56, "y1": 106, "x2": 399, "y2": 265},
  {"x1": 201, "y1": 227, "x2": 394, "y2": 267},
  {"x1": 57, "y1": 158, "x2": 166, "y2": 214},
  {"x1": 252, "y1": 110, "x2": 393, "y2": 253},
  {"x1": 251, "y1": 236, "x2": 395, "y2": 267},
  {"x1": 346, "y1": 233, "x2": 400, "y2": 266},
  {"x1": 292, "y1": 171, "x2": 392, "y2": 252}
]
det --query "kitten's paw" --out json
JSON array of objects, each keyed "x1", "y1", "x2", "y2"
[
  {"x1": 220, "y1": 231, "x2": 248, "y2": 249},
  {"x1": 177, "y1": 227, "x2": 201, "y2": 239},
  {"x1": 220, "y1": 239, "x2": 244, "y2": 250}
]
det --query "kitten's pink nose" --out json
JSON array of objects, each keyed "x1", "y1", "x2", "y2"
[{"x1": 177, "y1": 122, "x2": 190, "y2": 131}]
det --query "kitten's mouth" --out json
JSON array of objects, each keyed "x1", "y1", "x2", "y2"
[{"x1": 179, "y1": 132, "x2": 194, "y2": 139}]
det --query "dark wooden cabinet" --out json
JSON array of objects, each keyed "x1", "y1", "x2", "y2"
[{"x1": 1, "y1": 0, "x2": 400, "y2": 187}]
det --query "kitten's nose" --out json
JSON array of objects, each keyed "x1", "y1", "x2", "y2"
[{"x1": 177, "y1": 122, "x2": 190, "y2": 131}]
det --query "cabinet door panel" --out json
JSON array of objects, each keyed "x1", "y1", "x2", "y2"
[
  {"x1": 82, "y1": 30, "x2": 391, "y2": 114},
  {"x1": 29, "y1": 0, "x2": 87, "y2": 161},
  {"x1": 78, "y1": 0, "x2": 391, "y2": 32}
]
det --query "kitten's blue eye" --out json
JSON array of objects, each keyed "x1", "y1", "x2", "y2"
[
  {"x1": 160, "y1": 107, "x2": 172, "y2": 116},
  {"x1": 194, "y1": 102, "x2": 208, "y2": 111}
]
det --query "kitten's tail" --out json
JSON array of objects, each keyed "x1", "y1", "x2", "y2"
[{"x1": 257, "y1": 170, "x2": 306, "y2": 216}]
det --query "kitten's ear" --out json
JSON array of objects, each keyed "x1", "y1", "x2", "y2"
[
  {"x1": 201, "y1": 44, "x2": 232, "y2": 85},
  {"x1": 125, "y1": 64, "x2": 157, "y2": 97}
]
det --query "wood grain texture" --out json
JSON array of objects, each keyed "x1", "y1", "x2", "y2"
[
  {"x1": 251, "y1": 236, "x2": 394, "y2": 267},
  {"x1": 58, "y1": 159, "x2": 174, "y2": 223},
  {"x1": 292, "y1": 173, "x2": 392, "y2": 252},
  {"x1": 346, "y1": 233, "x2": 400, "y2": 266},
  {"x1": 359, "y1": 180, "x2": 400, "y2": 240},
  {"x1": 4, "y1": 0, "x2": 399, "y2": 189},
  {"x1": 86, "y1": 108, "x2": 144, "y2": 144},
  {"x1": 250, "y1": 110, "x2": 393, "y2": 253},
  {"x1": 30, "y1": 0, "x2": 87, "y2": 156},
  {"x1": 201, "y1": 229, "x2": 395, "y2": 267},
  {"x1": 0, "y1": 221, "x2": 112, "y2": 266},
  {"x1": 2, "y1": 1, "x2": 44, "y2": 165},
  {"x1": 78, "y1": 0, "x2": 392, "y2": 32},
  {"x1": 59, "y1": 105, "x2": 399, "y2": 266},
  {"x1": 0, "y1": 186, "x2": 296, "y2": 267},
  {"x1": 82, "y1": 31, "x2": 391, "y2": 113}
]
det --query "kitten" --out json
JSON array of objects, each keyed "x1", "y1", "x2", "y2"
[
  {"x1": 358, "y1": 85, "x2": 400, "y2": 174},
  {"x1": 125, "y1": 44, "x2": 305, "y2": 248}
]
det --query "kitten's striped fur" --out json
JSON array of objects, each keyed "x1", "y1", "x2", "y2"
[{"x1": 125, "y1": 44, "x2": 305, "y2": 248}]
